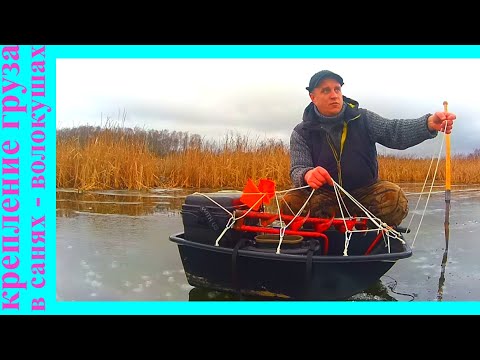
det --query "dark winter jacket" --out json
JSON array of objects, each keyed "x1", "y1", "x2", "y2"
[{"x1": 290, "y1": 96, "x2": 436, "y2": 191}]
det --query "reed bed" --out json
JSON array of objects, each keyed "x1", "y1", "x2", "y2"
[
  {"x1": 56, "y1": 126, "x2": 159, "y2": 190},
  {"x1": 56, "y1": 126, "x2": 480, "y2": 191},
  {"x1": 378, "y1": 154, "x2": 480, "y2": 185},
  {"x1": 157, "y1": 134, "x2": 291, "y2": 189}
]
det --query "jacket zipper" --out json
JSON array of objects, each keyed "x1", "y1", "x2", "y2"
[{"x1": 326, "y1": 114, "x2": 360, "y2": 187}]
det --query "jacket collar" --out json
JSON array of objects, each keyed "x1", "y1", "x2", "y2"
[{"x1": 302, "y1": 96, "x2": 361, "y2": 132}]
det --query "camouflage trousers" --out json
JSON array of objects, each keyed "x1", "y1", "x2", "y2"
[{"x1": 280, "y1": 180, "x2": 408, "y2": 227}]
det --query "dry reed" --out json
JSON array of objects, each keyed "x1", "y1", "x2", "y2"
[
  {"x1": 56, "y1": 126, "x2": 159, "y2": 190},
  {"x1": 378, "y1": 154, "x2": 480, "y2": 186},
  {"x1": 56, "y1": 126, "x2": 480, "y2": 191}
]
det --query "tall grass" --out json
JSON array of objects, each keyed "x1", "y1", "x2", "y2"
[
  {"x1": 56, "y1": 126, "x2": 159, "y2": 190},
  {"x1": 158, "y1": 133, "x2": 291, "y2": 189},
  {"x1": 56, "y1": 126, "x2": 480, "y2": 191},
  {"x1": 378, "y1": 153, "x2": 480, "y2": 185}
]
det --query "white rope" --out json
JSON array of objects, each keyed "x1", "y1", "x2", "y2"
[
  {"x1": 387, "y1": 231, "x2": 391, "y2": 253},
  {"x1": 331, "y1": 180, "x2": 406, "y2": 255},
  {"x1": 332, "y1": 181, "x2": 403, "y2": 241},
  {"x1": 276, "y1": 188, "x2": 316, "y2": 254},
  {"x1": 332, "y1": 182, "x2": 355, "y2": 256},
  {"x1": 192, "y1": 192, "x2": 234, "y2": 217},
  {"x1": 214, "y1": 217, "x2": 235, "y2": 247},
  {"x1": 333, "y1": 182, "x2": 353, "y2": 219},
  {"x1": 406, "y1": 162, "x2": 436, "y2": 228},
  {"x1": 194, "y1": 179, "x2": 424, "y2": 256},
  {"x1": 193, "y1": 191, "x2": 267, "y2": 246},
  {"x1": 411, "y1": 134, "x2": 446, "y2": 248},
  {"x1": 200, "y1": 185, "x2": 318, "y2": 248},
  {"x1": 278, "y1": 182, "x2": 408, "y2": 255},
  {"x1": 275, "y1": 185, "x2": 310, "y2": 194},
  {"x1": 230, "y1": 186, "x2": 314, "y2": 253},
  {"x1": 208, "y1": 184, "x2": 315, "y2": 253},
  {"x1": 193, "y1": 120, "x2": 458, "y2": 253},
  {"x1": 342, "y1": 231, "x2": 353, "y2": 256}
]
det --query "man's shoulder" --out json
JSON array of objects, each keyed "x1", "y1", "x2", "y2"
[{"x1": 292, "y1": 121, "x2": 306, "y2": 134}]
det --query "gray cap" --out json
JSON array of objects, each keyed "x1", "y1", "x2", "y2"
[{"x1": 306, "y1": 70, "x2": 344, "y2": 92}]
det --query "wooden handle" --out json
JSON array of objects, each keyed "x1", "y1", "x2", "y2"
[{"x1": 444, "y1": 100, "x2": 451, "y2": 190}]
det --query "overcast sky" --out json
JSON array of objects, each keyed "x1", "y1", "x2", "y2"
[{"x1": 57, "y1": 58, "x2": 480, "y2": 156}]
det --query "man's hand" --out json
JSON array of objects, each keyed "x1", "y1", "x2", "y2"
[
  {"x1": 428, "y1": 111, "x2": 456, "y2": 134},
  {"x1": 304, "y1": 166, "x2": 333, "y2": 189}
]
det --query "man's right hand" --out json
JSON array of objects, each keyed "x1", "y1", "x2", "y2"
[{"x1": 304, "y1": 166, "x2": 333, "y2": 189}]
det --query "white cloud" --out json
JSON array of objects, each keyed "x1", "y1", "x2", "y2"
[{"x1": 57, "y1": 58, "x2": 480, "y2": 155}]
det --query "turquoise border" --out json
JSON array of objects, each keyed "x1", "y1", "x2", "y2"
[
  {"x1": 51, "y1": 45, "x2": 480, "y2": 59},
  {"x1": 47, "y1": 45, "x2": 478, "y2": 314},
  {"x1": 50, "y1": 300, "x2": 480, "y2": 315}
]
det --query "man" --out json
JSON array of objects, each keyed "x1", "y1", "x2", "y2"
[{"x1": 281, "y1": 70, "x2": 456, "y2": 226}]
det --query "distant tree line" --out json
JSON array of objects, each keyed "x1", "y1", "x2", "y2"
[
  {"x1": 56, "y1": 125, "x2": 479, "y2": 159},
  {"x1": 56, "y1": 126, "x2": 288, "y2": 156}
]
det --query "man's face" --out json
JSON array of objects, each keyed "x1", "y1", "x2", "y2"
[{"x1": 309, "y1": 78, "x2": 343, "y2": 116}]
